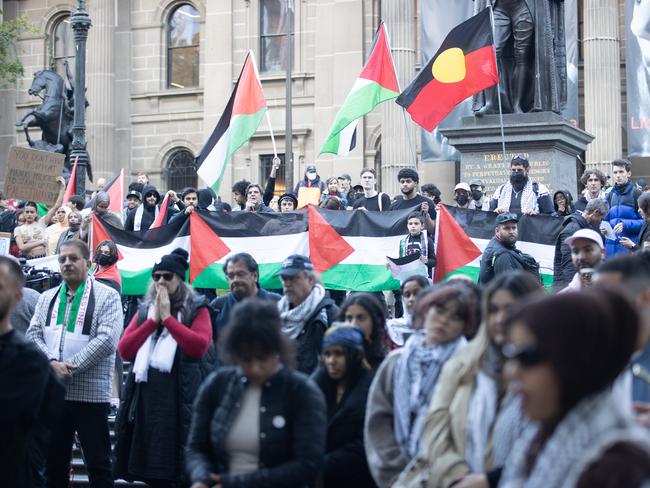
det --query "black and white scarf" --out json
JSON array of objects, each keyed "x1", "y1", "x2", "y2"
[
  {"x1": 497, "y1": 179, "x2": 537, "y2": 214},
  {"x1": 278, "y1": 284, "x2": 326, "y2": 339}
]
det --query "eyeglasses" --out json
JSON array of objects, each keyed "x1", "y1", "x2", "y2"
[
  {"x1": 226, "y1": 270, "x2": 251, "y2": 280},
  {"x1": 153, "y1": 272, "x2": 174, "y2": 282},
  {"x1": 502, "y1": 343, "x2": 545, "y2": 368}
]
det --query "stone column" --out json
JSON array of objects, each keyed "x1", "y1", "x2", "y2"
[
  {"x1": 380, "y1": 0, "x2": 416, "y2": 195},
  {"x1": 85, "y1": 0, "x2": 115, "y2": 184},
  {"x1": 583, "y1": 0, "x2": 622, "y2": 175}
]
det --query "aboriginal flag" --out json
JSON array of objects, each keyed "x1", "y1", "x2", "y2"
[{"x1": 397, "y1": 8, "x2": 498, "y2": 131}]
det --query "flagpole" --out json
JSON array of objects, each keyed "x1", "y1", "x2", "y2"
[
  {"x1": 487, "y1": 4, "x2": 507, "y2": 166},
  {"x1": 265, "y1": 111, "x2": 278, "y2": 158},
  {"x1": 401, "y1": 108, "x2": 418, "y2": 172}
]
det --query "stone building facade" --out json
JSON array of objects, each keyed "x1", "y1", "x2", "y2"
[{"x1": 0, "y1": 0, "x2": 644, "y2": 204}]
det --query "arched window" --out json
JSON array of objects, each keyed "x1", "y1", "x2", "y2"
[
  {"x1": 166, "y1": 148, "x2": 198, "y2": 191},
  {"x1": 51, "y1": 16, "x2": 75, "y2": 78},
  {"x1": 167, "y1": 3, "x2": 200, "y2": 88}
]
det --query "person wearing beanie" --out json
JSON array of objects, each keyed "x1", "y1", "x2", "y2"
[
  {"x1": 113, "y1": 248, "x2": 217, "y2": 486},
  {"x1": 311, "y1": 324, "x2": 376, "y2": 487},
  {"x1": 278, "y1": 192, "x2": 298, "y2": 212}
]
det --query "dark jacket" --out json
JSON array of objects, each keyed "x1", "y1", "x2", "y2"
[
  {"x1": 0, "y1": 330, "x2": 64, "y2": 488},
  {"x1": 604, "y1": 183, "x2": 643, "y2": 256},
  {"x1": 185, "y1": 366, "x2": 327, "y2": 488},
  {"x1": 553, "y1": 212, "x2": 594, "y2": 289},
  {"x1": 293, "y1": 297, "x2": 340, "y2": 375},
  {"x1": 551, "y1": 189, "x2": 575, "y2": 218},
  {"x1": 113, "y1": 293, "x2": 218, "y2": 481},
  {"x1": 632, "y1": 220, "x2": 650, "y2": 251},
  {"x1": 312, "y1": 367, "x2": 376, "y2": 488},
  {"x1": 632, "y1": 342, "x2": 650, "y2": 405},
  {"x1": 210, "y1": 288, "x2": 282, "y2": 336},
  {"x1": 479, "y1": 237, "x2": 538, "y2": 285}
]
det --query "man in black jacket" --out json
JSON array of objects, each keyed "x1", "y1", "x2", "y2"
[
  {"x1": 479, "y1": 213, "x2": 540, "y2": 285},
  {"x1": 210, "y1": 253, "x2": 281, "y2": 335},
  {"x1": 553, "y1": 198, "x2": 609, "y2": 290},
  {"x1": 0, "y1": 256, "x2": 64, "y2": 488},
  {"x1": 276, "y1": 255, "x2": 339, "y2": 374}
]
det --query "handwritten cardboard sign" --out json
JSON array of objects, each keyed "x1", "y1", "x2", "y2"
[{"x1": 4, "y1": 146, "x2": 63, "y2": 206}]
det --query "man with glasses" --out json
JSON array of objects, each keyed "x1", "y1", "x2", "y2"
[
  {"x1": 490, "y1": 155, "x2": 554, "y2": 215},
  {"x1": 209, "y1": 253, "x2": 281, "y2": 335},
  {"x1": 26, "y1": 239, "x2": 122, "y2": 488}
]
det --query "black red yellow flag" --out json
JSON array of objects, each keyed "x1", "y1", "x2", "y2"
[{"x1": 396, "y1": 8, "x2": 498, "y2": 131}]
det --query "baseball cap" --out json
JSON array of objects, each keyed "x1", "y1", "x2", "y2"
[
  {"x1": 454, "y1": 182, "x2": 471, "y2": 193},
  {"x1": 306, "y1": 164, "x2": 317, "y2": 173},
  {"x1": 277, "y1": 254, "x2": 315, "y2": 277},
  {"x1": 338, "y1": 173, "x2": 352, "y2": 181},
  {"x1": 126, "y1": 190, "x2": 142, "y2": 200},
  {"x1": 469, "y1": 179, "x2": 485, "y2": 187},
  {"x1": 564, "y1": 228, "x2": 604, "y2": 249},
  {"x1": 496, "y1": 213, "x2": 519, "y2": 225}
]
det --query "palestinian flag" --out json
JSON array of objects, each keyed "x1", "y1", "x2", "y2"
[
  {"x1": 103, "y1": 168, "x2": 125, "y2": 215},
  {"x1": 396, "y1": 8, "x2": 498, "y2": 131},
  {"x1": 386, "y1": 254, "x2": 428, "y2": 283},
  {"x1": 196, "y1": 51, "x2": 267, "y2": 193},
  {"x1": 438, "y1": 207, "x2": 562, "y2": 286},
  {"x1": 94, "y1": 207, "x2": 417, "y2": 294},
  {"x1": 434, "y1": 204, "x2": 481, "y2": 282},
  {"x1": 63, "y1": 157, "x2": 78, "y2": 204},
  {"x1": 320, "y1": 21, "x2": 400, "y2": 156}
]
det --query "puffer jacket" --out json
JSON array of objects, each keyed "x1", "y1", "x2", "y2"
[
  {"x1": 113, "y1": 293, "x2": 218, "y2": 480},
  {"x1": 604, "y1": 183, "x2": 643, "y2": 256},
  {"x1": 185, "y1": 366, "x2": 326, "y2": 488}
]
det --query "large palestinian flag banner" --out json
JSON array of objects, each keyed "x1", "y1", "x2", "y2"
[
  {"x1": 436, "y1": 206, "x2": 563, "y2": 286},
  {"x1": 88, "y1": 206, "x2": 563, "y2": 294},
  {"x1": 94, "y1": 206, "x2": 414, "y2": 295}
]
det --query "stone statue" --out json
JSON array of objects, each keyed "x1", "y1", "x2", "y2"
[
  {"x1": 473, "y1": 0, "x2": 567, "y2": 115},
  {"x1": 15, "y1": 65, "x2": 93, "y2": 181}
]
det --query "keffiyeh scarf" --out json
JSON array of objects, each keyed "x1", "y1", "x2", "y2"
[
  {"x1": 278, "y1": 283, "x2": 326, "y2": 339},
  {"x1": 497, "y1": 179, "x2": 537, "y2": 214},
  {"x1": 393, "y1": 332, "x2": 466, "y2": 457}
]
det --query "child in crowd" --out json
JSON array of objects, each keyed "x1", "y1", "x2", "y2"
[{"x1": 399, "y1": 211, "x2": 436, "y2": 277}]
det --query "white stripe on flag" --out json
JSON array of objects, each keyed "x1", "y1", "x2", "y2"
[
  {"x1": 197, "y1": 126, "x2": 231, "y2": 187},
  {"x1": 337, "y1": 120, "x2": 358, "y2": 156}
]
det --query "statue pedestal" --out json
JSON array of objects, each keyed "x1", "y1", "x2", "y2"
[{"x1": 440, "y1": 112, "x2": 594, "y2": 196}]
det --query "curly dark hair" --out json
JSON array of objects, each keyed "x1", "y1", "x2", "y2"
[
  {"x1": 338, "y1": 293, "x2": 387, "y2": 369},
  {"x1": 94, "y1": 239, "x2": 119, "y2": 266},
  {"x1": 231, "y1": 179, "x2": 251, "y2": 195},
  {"x1": 579, "y1": 168, "x2": 607, "y2": 187},
  {"x1": 397, "y1": 168, "x2": 419, "y2": 183}
]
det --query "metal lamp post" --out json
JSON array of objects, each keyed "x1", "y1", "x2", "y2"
[
  {"x1": 69, "y1": 0, "x2": 91, "y2": 197},
  {"x1": 284, "y1": 0, "x2": 294, "y2": 192}
]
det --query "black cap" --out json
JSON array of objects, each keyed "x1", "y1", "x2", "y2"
[
  {"x1": 278, "y1": 192, "x2": 298, "y2": 207},
  {"x1": 277, "y1": 254, "x2": 314, "y2": 277},
  {"x1": 152, "y1": 248, "x2": 189, "y2": 280},
  {"x1": 496, "y1": 213, "x2": 519, "y2": 225},
  {"x1": 127, "y1": 190, "x2": 142, "y2": 201},
  {"x1": 306, "y1": 164, "x2": 317, "y2": 172}
]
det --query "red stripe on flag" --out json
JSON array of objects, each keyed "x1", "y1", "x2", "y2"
[
  {"x1": 232, "y1": 53, "x2": 267, "y2": 116},
  {"x1": 150, "y1": 193, "x2": 170, "y2": 229},
  {"x1": 103, "y1": 169, "x2": 124, "y2": 214},
  {"x1": 63, "y1": 158, "x2": 78, "y2": 204},
  {"x1": 359, "y1": 23, "x2": 400, "y2": 93},
  {"x1": 433, "y1": 205, "x2": 482, "y2": 283},
  {"x1": 406, "y1": 46, "x2": 498, "y2": 131},
  {"x1": 189, "y1": 212, "x2": 231, "y2": 283},
  {"x1": 308, "y1": 205, "x2": 354, "y2": 273}
]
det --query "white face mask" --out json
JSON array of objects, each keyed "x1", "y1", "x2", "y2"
[{"x1": 306, "y1": 172, "x2": 317, "y2": 181}]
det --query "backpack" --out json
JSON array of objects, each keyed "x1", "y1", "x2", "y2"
[{"x1": 489, "y1": 246, "x2": 542, "y2": 284}]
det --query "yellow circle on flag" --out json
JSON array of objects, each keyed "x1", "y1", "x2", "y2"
[{"x1": 431, "y1": 48, "x2": 466, "y2": 83}]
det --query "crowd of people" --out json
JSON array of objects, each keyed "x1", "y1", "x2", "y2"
[{"x1": 2, "y1": 155, "x2": 650, "y2": 488}]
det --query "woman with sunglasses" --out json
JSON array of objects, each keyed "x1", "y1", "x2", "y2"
[
  {"x1": 186, "y1": 299, "x2": 326, "y2": 488},
  {"x1": 365, "y1": 285, "x2": 478, "y2": 487},
  {"x1": 497, "y1": 288, "x2": 650, "y2": 488},
  {"x1": 396, "y1": 272, "x2": 542, "y2": 488},
  {"x1": 113, "y1": 248, "x2": 216, "y2": 487},
  {"x1": 312, "y1": 324, "x2": 376, "y2": 487}
]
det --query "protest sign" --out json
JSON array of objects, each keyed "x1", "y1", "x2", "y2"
[
  {"x1": 3, "y1": 146, "x2": 63, "y2": 206},
  {"x1": 0, "y1": 232, "x2": 10, "y2": 256}
]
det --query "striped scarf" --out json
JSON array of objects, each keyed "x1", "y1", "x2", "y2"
[{"x1": 497, "y1": 179, "x2": 537, "y2": 214}]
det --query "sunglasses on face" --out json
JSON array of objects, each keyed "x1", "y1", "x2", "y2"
[
  {"x1": 153, "y1": 272, "x2": 174, "y2": 282},
  {"x1": 502, "y1": 343, "x2": 545, "y2": 368}
]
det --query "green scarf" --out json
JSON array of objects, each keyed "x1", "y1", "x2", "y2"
[{"x1": 57, "y1": 280, "x2": 87, "y2": 333}]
